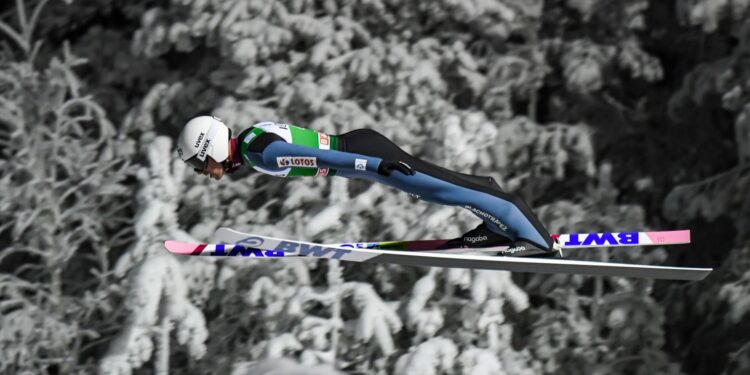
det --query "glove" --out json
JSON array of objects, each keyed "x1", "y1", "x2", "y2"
[{"x1": 377, "y1": 160, "x2": 415, "y2": 176}]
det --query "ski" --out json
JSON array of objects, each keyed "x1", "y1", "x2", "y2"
[
  {"x1": 214, "y1": 229, "x2": 690, "y2": 252},
  {"x1": 165, "y1": 229, "x2": 711, "y2": 281},
  {"x1": 329, "y1": 230, "x2": 690, "y2": 251}
]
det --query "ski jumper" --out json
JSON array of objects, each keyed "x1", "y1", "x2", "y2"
[{"x1": 236, "y1": 122, "x2": 554, "y2": 252}]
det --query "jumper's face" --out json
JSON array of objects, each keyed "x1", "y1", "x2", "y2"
[
  {"x1": 192, "y1": 138, "x2": 232, "y2": 181},
  {"x1": 196, "y1": 157, "x2": 224, "y2": 181}
]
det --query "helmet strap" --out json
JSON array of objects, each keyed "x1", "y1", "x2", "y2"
[{"x1": 223, "y1": 137, "x2": 243, "y2": 173}]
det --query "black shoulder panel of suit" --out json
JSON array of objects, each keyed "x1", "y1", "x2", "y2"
[
  {"x1": 237, "y1": 127, "x2": 286, "y2": 153},
  {"x1": 250, "y1": 132, "x2": 285, "y2": 153}
]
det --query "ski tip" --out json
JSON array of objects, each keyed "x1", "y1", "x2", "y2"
[{"x1": 164, "y1": 240, "x2": 206, "y2": 255}]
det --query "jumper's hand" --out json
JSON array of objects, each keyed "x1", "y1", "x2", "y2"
[{"x1": 377, "y1": 160, "x2": 415, "y2": 176}]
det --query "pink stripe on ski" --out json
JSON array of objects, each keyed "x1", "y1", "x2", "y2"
[
  {"x1": 165, "y1": 240, "x2": 206, "y2": 255},
  {"x1": 645, "y1": 230, "x2": 690, "y2": 245}
]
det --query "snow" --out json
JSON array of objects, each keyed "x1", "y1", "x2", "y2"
[{"x1": 6, "y1": 0, "x2": 742, "y2": 373}]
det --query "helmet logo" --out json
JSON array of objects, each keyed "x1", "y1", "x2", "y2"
[
  {"x1": 194, "y1": 132, "x2": 205, "y2": 148},
  {"x1": 198, "y1": 139, "x2": 211, "y2": 159}
]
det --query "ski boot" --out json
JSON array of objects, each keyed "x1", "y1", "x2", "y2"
[
  {"x1": 496, "y1": 239, "x2": 563, "y2": 258},
  {"x1": 448, "y1": 223, "x2": 562, "y2": 258},
  {"x1": 445, "y1": 223, "x2": 514, "y2": 249}
]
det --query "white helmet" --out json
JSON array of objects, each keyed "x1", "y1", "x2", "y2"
[{"x1": 177, "y1": 116, "x2": 232, "y2": 170}]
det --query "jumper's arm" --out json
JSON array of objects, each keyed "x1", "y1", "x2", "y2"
[{"x1": 261, "y1": 141, "x2": 382, "y2": 173}]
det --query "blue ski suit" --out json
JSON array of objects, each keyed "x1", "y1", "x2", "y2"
[{"x1": 235, "y1": 122, "x2": 553, "y2": 252}]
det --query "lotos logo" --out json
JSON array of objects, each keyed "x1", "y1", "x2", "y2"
[
  {"x1": 277, "y1": 156, "x2": 318, "y2": 168},
  {"x1": 563, "y1": 232, "x2": 638, "y2": 247},
  {"x1": 464, "y1": 205, "x2": 509, "y2": 231},
  {"x1": 194, "y1": 132, "x2": 205, "y2": 148},
  {"x1": 465, "y1": 235, "x2": 488, "y2": 243}
]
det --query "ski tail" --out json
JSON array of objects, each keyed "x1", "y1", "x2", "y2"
[{"x1": 331, "y1": 230, "x2": 691, "y2": 251}]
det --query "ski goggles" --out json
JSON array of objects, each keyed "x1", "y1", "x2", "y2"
[
  {"x1": 186, "y1": 157, "x2": 236, "y2": 173},
  {"x1": 186, "y1": 156, "x2": 208, "y2": 172}
]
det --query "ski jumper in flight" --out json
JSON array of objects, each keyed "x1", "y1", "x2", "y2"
[{"x1": 176, "y1": 116, "x2": 559, "y2": 257}]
